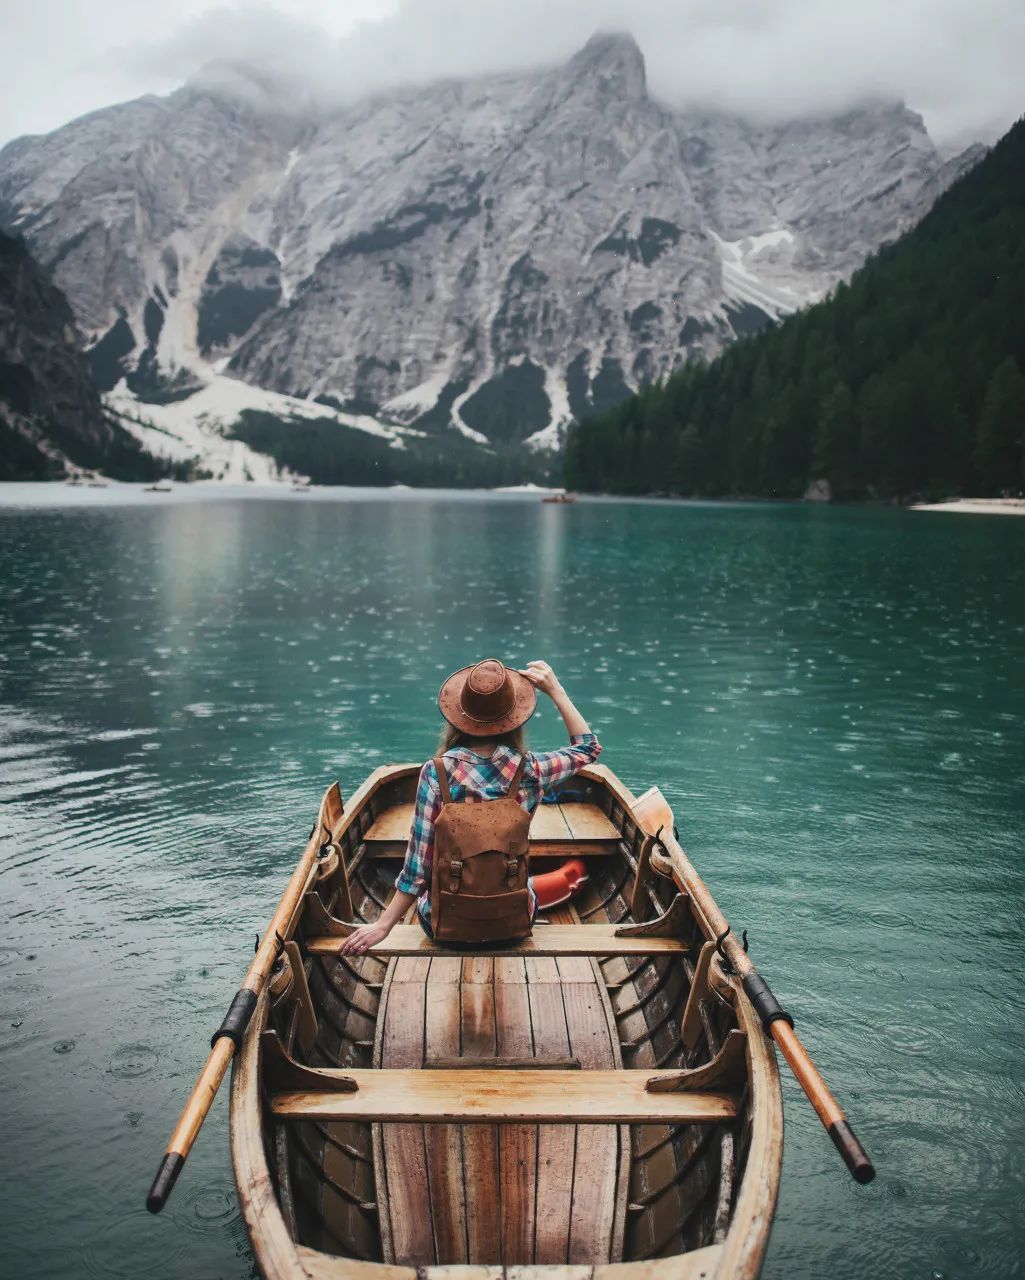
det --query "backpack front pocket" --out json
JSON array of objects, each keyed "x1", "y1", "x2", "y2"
[{"x1": 434, "y1": 887, "x2": 532, "y2": 943}]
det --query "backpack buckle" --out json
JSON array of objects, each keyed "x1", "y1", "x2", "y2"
[
  {"x1": 449, "y1": 859, "x2": 463, "y2": 891},
  {"x1": 506, "y1": 856, "x2": 518, "y2": 881}
]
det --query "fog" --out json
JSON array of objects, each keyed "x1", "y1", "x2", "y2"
[{"x1": 3, "y1": 0, "x2": 1023, "y2": 148}]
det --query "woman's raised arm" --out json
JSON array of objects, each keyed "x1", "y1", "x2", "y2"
[{"x1": 519, "y1": 660, "x2": 591, "y2": 738}]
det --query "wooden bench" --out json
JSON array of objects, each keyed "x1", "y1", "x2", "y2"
[
  {"x1": 304, "y1": 923, "x2": 688, "y2": 958},
  {"x1": 268, "y1": 1068, "x2": 738, "y2": 1124},
  {"x1": 363, "y1": 800, "x2": 621, "y2": 858}
]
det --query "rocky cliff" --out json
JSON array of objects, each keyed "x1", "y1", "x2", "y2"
[
  {"x1": 0, "y1": 230, "x2": 117, "y2": 476},
  {"x1": 0, "y1": 33, "x2": 983, "y2": 457}
]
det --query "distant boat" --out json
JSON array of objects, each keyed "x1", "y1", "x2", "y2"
[
  {"x1": 87, "y1": 477, "x2": 109, "y2": 488},
  {"x1": 145, "y1": 482, "x2": 173, "y2": 493},
  {"x1": 541, "y1": 491, "x2": 576, "y2": 504},
  {"x1": 291, "y1": 479, "x2": 312, "y2": 492}
]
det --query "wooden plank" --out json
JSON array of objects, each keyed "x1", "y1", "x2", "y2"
[
  {"x1": 529, "y1": 980, "x2": 574, "y2": 1264},
  {"x1": 367, "y1": 801, "x2": 577, "y2": 842},
  {"x1": 424, "y1": 960, "x2": 467, "y2": 1264},
  {"x1": 592, "y1": 1246, "x2": 725, "y2": 1280},
  {"x1": 495, "y1": 981, "x2": 533, "y2": 1057},
  {"x1": 380, "y1": 976, "x2": 432, "y2": 1265},
  {"x1": 367, "y1": 841, "x2": 619, "y2": 859},
  {"x1": 230, "y1": 994, "x2": 311, "y2": 1280},
  {"x1": 427, "y1": 956, "x2": 462, "y2": 986},
  {"x1": 363, "y1": 805, "x2": 416, "y2": 842},
  {"x1": 560, "y1": 804, "x2": 620, "y2": 841},
  {"x1": 305, "y1": 926, "x2": 689, "y2": 959},
  {"x1": 530, "y1": 804, "x2": 574, "y2": 840},
  {"x1": 392, "y1": 954, "x2": 432, "y2": 983},
  {"x1": 496, "y1": 970, "x2": 536, "y2": 1264},
  {"x1": 562, "y1": 982, "x2": 620, "y2": 1263},
  {"x1": 318, "y1": 861, "x2": 391, "y2": 1261},
  {"x1": 271, "y1": 1072, "x2": 737, "y2": 1123},
  {"x1": 494, "y1": 955, "x2": 527, "y2": 984},
  {"x1": 523, "y1": 954, "x2": 561, "y2": 983},
  {"x1": 460, "y1": 965, "x2": 500, "y2": 1262},
  {"x1": 364, "y1": 801, "x2": 618, "y2": 847},
  {"x1": 461, "y1": 955, "x2": 495, "y2": 985},
  {"x1": 319, "y1": 960, "x2": 379, "y2": 1259},
  {"x1": 555, "y1": 954, "x2": 597, "y2": 982},
  {"x1": 298, "y1": 1246, "x2": 412, "y2": 1280}
]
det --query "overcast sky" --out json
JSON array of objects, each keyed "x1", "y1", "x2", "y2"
[{"x1": 3, "y1": 0, "x2": 1023, "y2": 150}]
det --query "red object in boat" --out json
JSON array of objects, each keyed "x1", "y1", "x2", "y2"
[{"x1": 533, "y1": 858, "x2": 589, "y2": 909}]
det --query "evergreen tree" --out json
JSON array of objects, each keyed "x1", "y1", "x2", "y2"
[
  {"x1": 975, "y1": 358, "x2": 1025, "y2": 493},
  {"x1": 564, "y1": 116, "x2": 1025, "y2": 500},
  {"x1": 672, "y1": 423, "x2": 705, "y2": 494},
  {"x1": 812, "y1": 379, "x2": 859, "y2": 497}
]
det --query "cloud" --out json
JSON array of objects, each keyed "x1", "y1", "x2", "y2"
[{"x1": 3, "y1": 0, "x2": 1024, "y2": 148}]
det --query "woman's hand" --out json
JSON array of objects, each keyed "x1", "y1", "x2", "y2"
[
  {"x1": 520, "y1": 660, "x2": 563, "y2": 698},
  {"x1": 521, "y1": 660, "x2": 591, "y2": 737},
  {"x1": 338, "y1": 921, "x2": 391, "y2": 955}
]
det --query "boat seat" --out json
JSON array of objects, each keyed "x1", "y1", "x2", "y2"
[
  {"x1": 304, "y1": 923, "x2": 688, "y2": 958},
  {"x1": 363, "y1": 799, "x2": 621, "y2": 857},
  {"x1": 269, "y1": 1068, "x2": 737, "y2": 1125}
]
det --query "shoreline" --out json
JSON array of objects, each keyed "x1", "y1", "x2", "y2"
[
  {"x1": 3, "y1": 481, "x2": 1024, "y2": 517},
  {"x1": 908, "y1": 497, "x2": 1025, "y2": 516}
]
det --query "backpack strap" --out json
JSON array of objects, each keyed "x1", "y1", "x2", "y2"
[
  {"x1": 506, "y1": 752, "x2": 528, "y2": 798},
  {"x1": 433, "y1": 756, "x2": 452, "y2": 805}
]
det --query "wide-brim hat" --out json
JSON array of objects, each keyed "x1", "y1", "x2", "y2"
[{"x1": 438, "y1": 658, "x2": 537, "y2": 737}]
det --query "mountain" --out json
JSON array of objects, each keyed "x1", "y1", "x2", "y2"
[
  {"x1": 0, "y1": 230, "x2": 169, "y2": 479},
  {"x1": 0, "y1": 33, "x2": 983, "y2": 474},
  {"x1": 564, "y1": 117, "x2": 1025, "y2": 501}
]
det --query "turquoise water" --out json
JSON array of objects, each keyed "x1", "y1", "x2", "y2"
[{"x1": 1, "y1": 484, "x2": 1023, "y2": 1280}]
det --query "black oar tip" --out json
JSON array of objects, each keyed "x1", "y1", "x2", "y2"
[
  {"x1": 829, "y1": 1119, "x2": 876, "y2": 1184},
  {"x1": 146, "y1": 1152, "x2": 185, "y2": 1213}
]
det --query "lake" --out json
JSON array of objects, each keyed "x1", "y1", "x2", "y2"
[{"x1": 1, "y1": 484, "x2": 1023, "y2": 1280}]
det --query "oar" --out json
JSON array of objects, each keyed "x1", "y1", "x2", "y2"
[
  {"x1": 632, "y1": 786, "x2": 876, "y2": 1184},
  {"x1": 146, "y1": 783, "x2": 341, "y2": 1212}
]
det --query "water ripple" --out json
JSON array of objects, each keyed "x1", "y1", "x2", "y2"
[{"x1": 3, "y1": 489, "x2": 1025, "y2": 1280}]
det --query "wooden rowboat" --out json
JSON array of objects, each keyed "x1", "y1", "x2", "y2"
[{"x1": 229, "y1": 762, "x2": 783, "y2": 1279}]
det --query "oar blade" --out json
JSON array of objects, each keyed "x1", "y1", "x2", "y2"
[{"x1": 633, "y1": 785, "x2": 675, "y2": 837}]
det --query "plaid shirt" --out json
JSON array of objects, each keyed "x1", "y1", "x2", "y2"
[{"x1": 396, "y1": 733, "x2": 602, "y2": 915}]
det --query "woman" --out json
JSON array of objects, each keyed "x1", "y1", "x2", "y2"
[{"x1": 340, "y1": 658, "x2": 600, "y2": 954}]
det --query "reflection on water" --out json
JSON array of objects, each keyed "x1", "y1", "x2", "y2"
[{"x1": 1, "y1": 486, "x2": 1024, "y2": 1279}]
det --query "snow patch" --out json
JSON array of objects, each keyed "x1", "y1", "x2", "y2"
[
  {"x1": 106, "y1": 372, "x2": 410, "y2": 482},
  {"x1": 450, "y1": 378, "x2": 491, "y2": 445},
  {"x1": 382, "y1": 368, "x2": 453, "y2": 421},
  {"x1": 494, "y1": 483, "x2": 558, "y2": 493},
  {"x1": 525, "y1": 366, "x2": 571, "y2": 451},
  {"x1": 707, "y1": 228, "x2": 816, "y2": 319},
  {"x1": 449, "y1": 416, "x2": 491, "y2": 446}
]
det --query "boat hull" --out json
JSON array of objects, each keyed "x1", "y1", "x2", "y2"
[{"x1": 230, "y1": 764, "x2": 783, "y2": 1279}]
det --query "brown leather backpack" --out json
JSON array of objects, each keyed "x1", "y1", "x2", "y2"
[{"x1": 430, "y1": 753, "x2": 533, "y2": 944}]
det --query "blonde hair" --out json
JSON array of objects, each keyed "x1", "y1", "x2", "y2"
[{"x1": 438, "y1": 723, "x2": 527, "y2": 755}]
